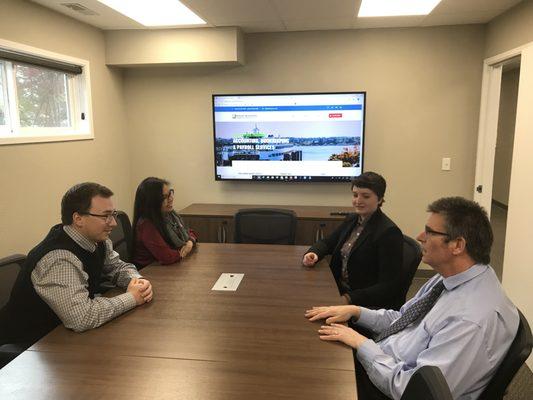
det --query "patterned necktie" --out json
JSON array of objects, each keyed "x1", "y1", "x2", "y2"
[{"x1": 375, "y1": 280, "x2": 446, "y2": 342}]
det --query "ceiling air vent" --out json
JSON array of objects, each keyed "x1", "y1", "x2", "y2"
[{"x1": 61, "y1": 3, "x2": 99, "y2": 16}]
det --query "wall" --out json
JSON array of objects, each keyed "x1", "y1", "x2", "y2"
[
  {"x1": 0, "y1": 0, "x2": 130, "y2": 255},
  {"x1": 123, "y1": 25, "x2": 485, "y2": 241},
  {"x1": 492, "y1": 67, "x2": 519, "y2": 206},
  {"x1": 485, "y1": 0, "x2": 533, "y2": 58},
  {"x1": 105, "y1": 27, "x2": 244, "y2": 66},
  {"x1": 485, "y1": 0, "x2": 533, "y2": 369}
]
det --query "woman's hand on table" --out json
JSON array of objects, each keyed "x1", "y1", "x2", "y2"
[
  {"x1": 180, "y1": 240, "x2": 194, "y2": 258},
  {"x1": 302, "y1": 252, "x2": 319, "y2": 267}
]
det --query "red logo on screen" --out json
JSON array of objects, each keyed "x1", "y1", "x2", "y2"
[{"x1": 329, "y1": 113, "x2": 342, "y2": 118}]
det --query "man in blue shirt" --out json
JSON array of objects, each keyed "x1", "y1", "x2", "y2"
[{"x1": 306, "y1": 197, "x2": 519, "y2": 400}]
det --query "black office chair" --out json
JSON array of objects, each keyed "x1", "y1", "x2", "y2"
[
  {"x1": 101, "y1": 211, "x2": 133, "y2": 291},
  {"x1": 234, "y1": 208, "x2": 297, "y2": 245},
  {"x1": 401, "y1": 365, "x2": 453, "y2": 400},
  {"x1": 0, "y1": 254, "x2": 25, "y2": 310},
  {"x1": 109, "y1": 210, "x2": 133, "y2": 263},
  {"x1": 478, "y1": 309, "x2": 532, "y2": 400},
  {"x1": 0, "y1": 254, "x2": 28, "y2": 368},
  {"x1": 393, "y1": 235, "x2": 422, "y2": 310}
]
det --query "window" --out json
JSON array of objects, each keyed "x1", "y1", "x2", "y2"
[
  {"x1": 0, "y1": 39, "x2": 92, "y2": 145},
  {"x1": 0, "y1": 61, "x2": 8, "y2": 134}
]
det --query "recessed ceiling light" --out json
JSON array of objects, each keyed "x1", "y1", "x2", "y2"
[
  {"x1": 96, "y1": 0, "x2": 206, "y2": 27},
  {"x1": 358, "y1": 0, "x2": 442, "y2": 17}
]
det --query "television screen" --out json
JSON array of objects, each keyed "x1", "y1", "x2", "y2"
[{"x1": 213, "y1": 92, "x2": 365, "y2": 182}]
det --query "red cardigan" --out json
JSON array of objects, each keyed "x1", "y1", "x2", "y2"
[{"x1": 133, "y1": 218, "x2": 197, "y2": 268}]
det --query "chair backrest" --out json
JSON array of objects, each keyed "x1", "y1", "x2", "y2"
[
  {"x1": 109, "y1": 211, "x2": 133, "y2": 262},
  {"x1": 399, "y1": 235, "x2": 422, "y2": 305},
  {"x1": 401, "y1": 365, "x2": 453, "y2": 400},
  {"x1": 234, "y1": 208, "x2": 297, "y2": 245},
  {"x1": 478, "y1": 309, "x2": 533, "y2": 400},
  {"x1": 0, "y1": 254, "x2": 26, "y2": 309}
]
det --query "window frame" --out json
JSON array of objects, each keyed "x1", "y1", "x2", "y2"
[
  {"x1": 0, "y1": 60, "x2": 11, "y2": 137},
  {"x1": 0, "y1": 39, "x2": 93, "y2": 146}
]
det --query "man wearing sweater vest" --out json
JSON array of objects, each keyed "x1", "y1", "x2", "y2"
[
  {"x1": 0, "y1": 182, "x2": 153, "y2": 348},
  {"x1": 305, "y1": 197, "x2": 518, "y2": 400}
]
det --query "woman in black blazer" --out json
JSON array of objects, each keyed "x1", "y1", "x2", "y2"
[{"x1": 303, "y1": 172, "x2": 404, "y2": 310}]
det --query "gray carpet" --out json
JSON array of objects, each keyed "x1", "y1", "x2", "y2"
[{"x1": 504, "y1": 364, "x2": 533, "y2": 399}]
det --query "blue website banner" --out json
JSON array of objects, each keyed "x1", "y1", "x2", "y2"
[{"x1": 214, "y1": 105, "x2": 363, "y2": 112}]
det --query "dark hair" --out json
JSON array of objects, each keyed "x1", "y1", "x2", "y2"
[
  {"x1": 132, "y1": 177, "x2": 175, "y2": 251},
  {"x1": 427, "y1": 197, "x2": 493, "y2": 264},
  {"x1": 351, "y1": 171, "x2": 387, "y2": 206},
  {"x1": 61, "y1": 182, "x2": 113, "y2": 224}
]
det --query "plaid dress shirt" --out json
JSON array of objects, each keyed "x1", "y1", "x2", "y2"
[{"x1": 31, "y1": 225, "x2": 141, "y2": 332}]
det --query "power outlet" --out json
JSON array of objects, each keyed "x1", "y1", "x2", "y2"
[{"x1": 441, "y1": 157, "x2": 451, "y2": 171}]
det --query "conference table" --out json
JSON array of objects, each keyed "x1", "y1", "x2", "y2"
[{"x1": 0, "y1": 243, "x2": 355, "y2": 399}]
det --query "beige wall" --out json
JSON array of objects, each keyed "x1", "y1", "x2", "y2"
[
  {"x1": 492, "y1": 68, "x2": 519, "y2": 205},
  {"x1": 502, "y1": 51, "x2": 533, "y2": 370},
  {"x1": 0, "y1": 0, "x2": 130, "y2": 255},
  {"x1": 485, "y1": 0, "x2": 533, "y2": 58},
  {"x1": 485, "y1": 0, "x2": 533, "y2": 370},
  {"x1": 123, "y1": 26, "x2": 485, "y2": 242},
  {"x1": 105, "y1": 27, "x2": 244, "y2": 67}
]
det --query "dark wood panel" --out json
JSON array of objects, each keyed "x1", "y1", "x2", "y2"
[
  {"x1": 0, "y1": 351, "x2": 355, "y2": 400},
  {"x1": 180, "y1": 203, "x2": 351, "y2": 243},
  {"x1": 182, "y1": 216, "x2": 234, "y2": 243},
  {"x1": 179, "y1": 203, "x2": 353, "y2": 220},
  {"x1": 295, "y1": 218, "x2": 344, "y2": 245}
]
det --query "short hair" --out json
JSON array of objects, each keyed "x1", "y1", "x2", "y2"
[
  {"x1": 427, "y1": 197, "x2": 493, "y2": 264},
  {"x1": 61, "y1": 182, "x2": 113, "y2": 225},
  {"x1": 351, "y1": 171, "x2": 387, "y2": 204}
]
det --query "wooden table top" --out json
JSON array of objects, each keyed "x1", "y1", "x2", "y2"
[
  {"x1": 0, "y1": 243, "x2": 355, "y2": 400},
  {"x1": 179, "y1": 203, "x2": 354, "y2": 220}
]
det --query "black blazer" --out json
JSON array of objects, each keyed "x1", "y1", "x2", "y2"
[{"x1": 307, "y1": 208, "x2": 404, "y2": 310}]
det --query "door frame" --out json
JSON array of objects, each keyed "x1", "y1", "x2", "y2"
[{"x1": 473, "y1": 43, "x2": 531, "y2": 216}]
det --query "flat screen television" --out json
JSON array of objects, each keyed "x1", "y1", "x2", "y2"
[{"x1": 212, "y1": 92, "x2": 365, "y2": 182}]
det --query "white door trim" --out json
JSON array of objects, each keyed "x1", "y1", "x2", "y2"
[
  {"x1": 474, "y1": 63, "x2": 502, "y2": 214},
  {"x1": 474, "y1": 42, "x2": 533, "y2": 215}
]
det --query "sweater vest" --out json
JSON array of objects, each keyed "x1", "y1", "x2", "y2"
[{"x1": 0, "y1": 224, "x2": 106, "y2": 346}]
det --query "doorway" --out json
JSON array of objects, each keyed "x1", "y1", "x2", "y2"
[
  {"x1": 490, "y1": 60, "x2": 520, "y2": 280},
  {"x1": 474, "y1": 44, "x2": 532, "y2": 283}
]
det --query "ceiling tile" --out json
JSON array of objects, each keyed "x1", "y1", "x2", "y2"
[
  {"x1": 31, "y1": 0, "x2": 145, "y2": 29},
  {"x1": 182, "y1": 0, "x2": 279, "y2": 25},
  {"x1": 284, "y1": 17, "x2": 354, "y2": 32},
  {"x1": 432, "y1": 0, "x2": 523, "y2": 14},
  {"x1": 271, "y1": 0, "x2": 358, "y2": 19},
  {"x1": 218, "y1": 20, "x2": 286, "y2": 33},
  {"x1": 353, "y1": 16, "x2": 426, "y2": 29},
  {"x1": 422, "y1": 10, "x2": 501, "y2": 26}
]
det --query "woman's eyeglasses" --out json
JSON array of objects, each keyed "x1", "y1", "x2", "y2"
[{"x1": 163, "y1": 189, "x2": 175, "y2": 201}]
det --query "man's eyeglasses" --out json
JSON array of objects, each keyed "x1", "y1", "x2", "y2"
[
  {"x1": 424, "y1": 226, "x2": 450, "y2": 238},
  {"x1": 83, "y1": 210, "x2": 119, "y2": 223},
  {"x1": 163, "y1": 189, "x2": 174, "y2": 201}
]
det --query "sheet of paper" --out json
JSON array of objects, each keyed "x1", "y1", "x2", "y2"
[{"x1": 211, "y1": 273, "x2": 245, "y2": 291}]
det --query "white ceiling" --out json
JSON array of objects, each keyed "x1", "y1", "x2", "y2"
[{"x1": 31, "y1": 0, "x2": 523, "y2": 32}]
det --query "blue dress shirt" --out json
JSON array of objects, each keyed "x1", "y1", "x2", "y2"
[{"x1": 355, "y1": 264, "x2": 519, "y2": 400}]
